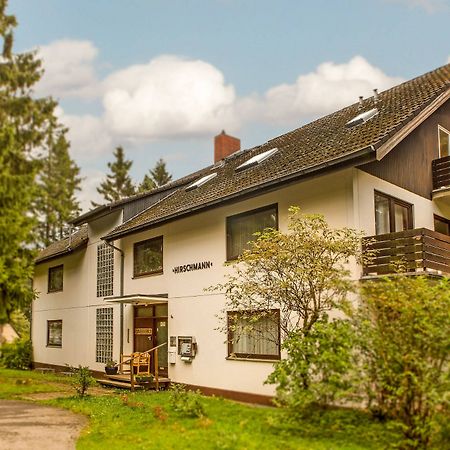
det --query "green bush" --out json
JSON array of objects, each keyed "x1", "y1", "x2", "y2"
[
  {"x1": 267, "y1": 318, "x2": 354, "y2": 415},
  {"x1": 352, "y1": 275, "x2": 450, "y2": 449},
  {"x1": 169, "y1": 383, "x2": 206, "y2": 418},
  {"x1": 69, "y1": 365, "x2": 96, "y2": 397},
  {"x1": 0, "y1": 339, "x2": 32, "y2": 369}
]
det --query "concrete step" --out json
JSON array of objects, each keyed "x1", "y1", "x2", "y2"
[{"x1": 97, "y1": 379, "x2": 144, "y2": 390}]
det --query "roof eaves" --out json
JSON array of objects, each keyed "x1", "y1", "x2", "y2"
[
  {"x1": 376, "y1": 86, "x2": 450, "y2": 160},
  {"x1": 35, "y1": 239, "x2": 88, "y2": 265},
  {"x1": 104, "y1": 145, "x2": 376, "y2": 241}
]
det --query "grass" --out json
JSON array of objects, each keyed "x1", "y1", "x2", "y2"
[
  {"x1": 0, "y1": 368, "x2": 72, "y2": 398},
  {"x1": 1, "y1": 368, "x2": 440, "y2": 450}
]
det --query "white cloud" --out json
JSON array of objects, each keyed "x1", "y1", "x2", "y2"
[
  {"x1": 102, "y1": 55, "x2": 238, "y2": 139},
  {"x1": 244, "y1": 56, "x2": 404, "y2": 125},
  {"x1": 447, "y1": 55, "x2": 450, "y2": 64},
  {"x1": 77, "y1": 168, "x2": 107, "y2": 212},
  {"x1": 386, "y1": 0, "x2": 447, "y2": 13},
  {"x1": 55, "y1": 107, "x2": 113, "y2": 160},
  {"x1": 35, "y1": 40, "x2": 99, "y2": 98}
]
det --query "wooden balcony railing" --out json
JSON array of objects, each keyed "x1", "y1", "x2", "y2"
[
  {"x1": 362, "y1": 228, "x2": 450, "y2": 276},
  {"x1": 432, "y1": 155, "x2": 450, "y2": 190}
]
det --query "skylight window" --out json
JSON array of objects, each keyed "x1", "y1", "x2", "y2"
[
  {"x1": 236, "y1": 148, "x2": 278, "y2": 172},
  {"x1": 185, "y1": 173, "x2": 217, "y2": 191},
  {"x1": 346, "y1": 108, "x2": 378, "y2": 128}
]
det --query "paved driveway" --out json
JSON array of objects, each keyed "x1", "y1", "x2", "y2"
[{"x1": 0, "y1": 400, "x2": 86, "y2": 450}]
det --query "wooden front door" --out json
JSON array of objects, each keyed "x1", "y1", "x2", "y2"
[{"x1": 134, "y1": 305, "x2": 168, "y2": 377}]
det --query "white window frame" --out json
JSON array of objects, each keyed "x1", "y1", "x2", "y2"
[{"x1": 438, "y1": 125, "x2": 450, "y2": 158}]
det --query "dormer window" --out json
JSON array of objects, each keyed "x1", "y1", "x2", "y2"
[
  {"x1": 235, "y1": 148, "x2": 278, "y2": 172},
  {"x1": 346, "y1": 108, "x2": 378, "y2": 128},
  {"x1": 186, "y1": 173, "x2": 217, "y2": 191},
  {"x1": 439, "y1": 126, "x2": 450, "y2": 158}
]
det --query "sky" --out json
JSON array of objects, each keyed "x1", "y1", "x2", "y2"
[{"x1": 10, "y1": 0, "x2": 450, "y2": 210}]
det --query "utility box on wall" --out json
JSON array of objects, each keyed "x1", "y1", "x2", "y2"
[
  {"x1": 168, "y1": 336, "x2": 177, "y2": 364},
  {"x1": 178, "y1": 336, "x2": 197, "y2": 362}
]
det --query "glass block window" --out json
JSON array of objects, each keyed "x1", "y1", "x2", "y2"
[
  {"x1": 96, "y1": 307, "x2": 113, "y2": 363},
  {"x1": 97, "y1": 243, "x2": 114, "y2": 297}
]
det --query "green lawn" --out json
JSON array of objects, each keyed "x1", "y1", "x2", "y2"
[
  {"x1": 0, "y1": 368, "x2": 72, "y2": 398},
  {"x1": 0, "y1": 368, "x2": 416, "y2": 449}
]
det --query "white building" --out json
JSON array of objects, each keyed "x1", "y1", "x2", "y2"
[{"x1": 32, "y1": 64, "x2": 450, "y2": 404}]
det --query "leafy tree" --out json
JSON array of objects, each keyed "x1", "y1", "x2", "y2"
[
  {"x1": 212, "y1": 207, "x2": 364, "y2": 401},
  {"x1": 213, "y1": 207, "x2": 363, "y2": 340},
  {"x1": 0, "y1": 0, "x2": 60, "y2": 321},
  {"x1": 93, "y1": 146, "x2": 135, "y2": 206},
  {"x1": 35, "y1": 129, "x2": 81, "y2": 247},
  {"x1": 350, "y1": 275, "x2": 450, "y2": 449},
  {"x1": 139, "y1": 158, "x2": 172, "y2": 192},
  {"x1": 267, "y1": 317, "x2": 354, "y2": 412}
]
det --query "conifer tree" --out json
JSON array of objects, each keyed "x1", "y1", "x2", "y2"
[
  {"x1": 139, "y1": 158, "x2": 172, "y2": 192},
  {"x1": 35, "y1": 129, "x2": 82, "y2": 247},
  {"x1": 0, "y1": 0, "x2": 61, "y2": 320},
  {"x1": 93, "y1": 146, "x2": 135, "y2": 206}
]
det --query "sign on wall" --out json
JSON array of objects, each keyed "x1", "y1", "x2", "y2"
[{"x1": 172, "y1": 261, "x2": 213, "y2": 274}]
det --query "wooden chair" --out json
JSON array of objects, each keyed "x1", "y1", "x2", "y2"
[{"x1": 132, "y1": 352, "x2": 151, "y2": 375}]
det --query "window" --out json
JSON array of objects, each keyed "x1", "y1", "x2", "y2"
[
  {"x1": 226, "y1": 204, "x2": 278, "y2": 260},
  {"x1": 133, "y1": 236, "x2": 163, "y2": 277},
  {"x1": 235, "y1": 148, "x2": 278, "y2": 172},
  {"x1": 374, "y1": 192, "x2": 413, "y2": 235},
  {"x1": 434, "y1": 215, "x2": 450, "y2": 236},
  {"x1": 96, "y1": 308, "x2": 113, "y2": 363},
  {"x1": 186, "y1": 173, "x2": 217, "y2": 191},
  {"x1": 439, "y1": 126, "x2": 450, "y2": 158},
  {"x1": 47, "y1": 320, "x2": 62, "y2": 347},
  {"x1": 227, "y1": 310, "x2": 280, "y2": 360},
  {"x1": 48, "y1": 265, "x2": 63, "y2": 293},
  {"x1": 97, "y1": 243, "x2": 114, "y2": 297},
  {"x1": 346, "y1": 108, "x2": 378, "y2": 128}
]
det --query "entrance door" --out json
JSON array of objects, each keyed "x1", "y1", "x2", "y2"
[{"x1": 134, "y1": 304, "x2": 168, "y2": 377}]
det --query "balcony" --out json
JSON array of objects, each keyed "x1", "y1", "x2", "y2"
[
  {"x1": 432, "y1": 156, "x2": 450, "y2": 200},
  {"x1": 362, "y1": 228, "x2": 450, "y2": 277}
]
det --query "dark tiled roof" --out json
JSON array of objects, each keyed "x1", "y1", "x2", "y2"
[
  {"x1": 104, "y1": 64, "x2": 448, "y2": 240},
  {"x1": 71, "y1": 165, "x2": 216, "y2": 226},
  {"x1": 35, "y1": 225, "x2": 88, "y2": 264}
]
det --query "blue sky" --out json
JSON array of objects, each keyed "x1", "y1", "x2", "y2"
[{"x1": 10, "y1": 0, "x2": 450, "y2": 209}]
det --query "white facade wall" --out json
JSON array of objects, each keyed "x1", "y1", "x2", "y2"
[{"x1": 32, "y1": 166, "x2": 447, "y2": 396}]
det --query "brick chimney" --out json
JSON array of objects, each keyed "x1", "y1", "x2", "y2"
[{"x1": 214, "y1": 130, "x2": 240, "y2": 163}]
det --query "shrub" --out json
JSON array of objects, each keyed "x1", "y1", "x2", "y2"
[
  {"x1": 69, "y1": 365, "x2": 96, "y2": 397},
  {"x1": 267, "y1": 317, "x2": 354, "y2": 415},
  {"x1": 351, "y1": 275, "x2": 450, "y2": 449},
  {"x1": 169, "y1": 383, "x2": 206, "y2": 418},
  {"x1": 0, "y1": 339, "x2": 32, "y2": 369}
]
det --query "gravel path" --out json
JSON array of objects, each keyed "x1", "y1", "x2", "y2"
[{"x1": 0, "y1": 400, "x2": 87, "y2": 450}]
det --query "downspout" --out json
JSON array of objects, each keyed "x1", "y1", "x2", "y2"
[{"x1": 104, "y1": 240, "x2": 124, "y2": 358}]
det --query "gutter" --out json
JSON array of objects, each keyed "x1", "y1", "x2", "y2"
[
  {"x1": 104, "y1": 145, "x2": 376, "y2": 241},
  {"x1": 103, "y1": 240, "x2": 125, "y2": 358}
]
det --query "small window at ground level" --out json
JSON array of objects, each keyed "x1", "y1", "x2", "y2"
[
  {"x1": 227, "y1": 310, "x2": 280, "y2": 360},
  {"x1": 374, "y1": 192, "x2": 413, "y2": 235},
  {"x1": 96, "y1": 308, "x2": 113, "y2": 363},
  {"x1": 439, "y1": 126, "x2": 450, "y2": 158},
  {"x1": 47, "y1": 320, "x2": 62, "y2": 347},
  {"x1": 48, "y1": 265, "x2": 63, "y2": 293},
  {"x1": 133, "y1": 236, "x2": 163, "y2": 277},
  {"x1": 226, "y1": 204, "x2": 278, "y2": 260},
  {"x1": 434, "y1": 215, "x2": 450, "y2": 236}
]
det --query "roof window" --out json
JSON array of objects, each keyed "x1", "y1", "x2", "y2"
[
  {"x1": 185, "y1": 173, "x2": 217, "y2": 191},
  {"x1": 346, "y1": 108, "x2": 378, "y2": 128},
  {"x1": 236, "y1": 148, "x2": 278, "y2": 172}
]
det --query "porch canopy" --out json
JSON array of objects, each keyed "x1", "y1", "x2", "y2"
[{"x1": 105, "y1": 293, "x2": 168, "y2": 305}]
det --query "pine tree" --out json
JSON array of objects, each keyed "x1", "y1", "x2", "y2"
[
  {"x1": 93, "y1": 146, "x2": 135, "y2": 206},
  {"x1": 35, "y1": 129, "x2": 82, "y2": 247},
  {"x1": 139, "y1": 158, "x2": 172, "y2": 193},
  {"x1": 0, "y1": 0, "x2": 61, "y2": 321}
]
